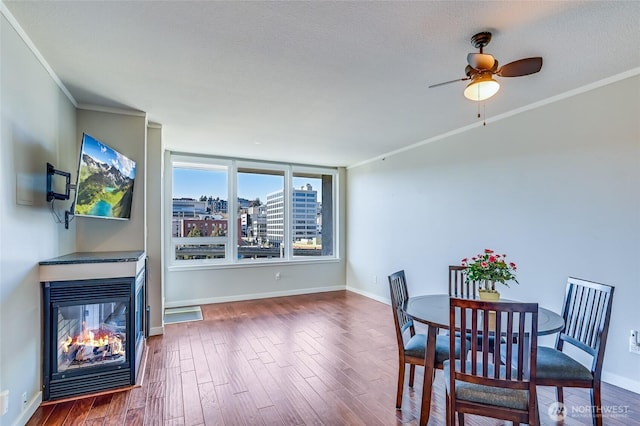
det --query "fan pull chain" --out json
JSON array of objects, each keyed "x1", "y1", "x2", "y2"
[
  {"x1": 477, "y1": 102, "x2": 487, "y2": 126},
  {"x1": 483, "y1": 102, "x2": 486, "y2": 126}
]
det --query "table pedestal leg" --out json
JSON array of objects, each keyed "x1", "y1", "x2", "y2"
[{"x1": 420, "y1": 324, "x2": 438, "y2": 426}]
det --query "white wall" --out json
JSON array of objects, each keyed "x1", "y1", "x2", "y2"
[
  {"x1": 346, "y1": 75, "x2": 640, "y2": 392},
  {"x1": 163, "y1": 168, "x2": 347, "y2": 307},
  {"x1": 75, "y1": 109, "x2": 146, "y2": 252},
  {"x1": 0, "y1": 12, "x2": 77, "y2": 424},
  {"x1": 165, "y1": 262, "x2": 345, "y2": 306}
]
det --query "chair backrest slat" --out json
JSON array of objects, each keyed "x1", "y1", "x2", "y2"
[
  {"x1": 494, "y1": 311, "x2": 503, "y2": 379},
  {"x1": 587, "y1": 290, "x2": 606, "y2": 348},
  {"x1": 461, "y1": 306, "x2": 469, "y2": 374},
  {"x1": 481, "y1": 309, "x2": 490, "y2": 375},
  {"x1": 504, "y1": 311, "x2": 514, "y2": 374},
  {"x1": 584, "y1": 287, "x2": 600, "y2": 347},
  {"x1": 557, "y1": 277, "x2": 615, "y2": 363},
  {"x1": 576, "y1": 286, "x2": 594, "y2": 344},
  {"x1": 449, "y1": 265, "x2": 478, "y2": 299},
  {"x1": 517, "y1": 311, "x2": 527, "y2": 380}
]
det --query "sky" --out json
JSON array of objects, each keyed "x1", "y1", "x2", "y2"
[
  {"x1": 173, "y1": 168, "x2": 321, "y2": 202},
  {"x1": 81, "y1": 133, "x2": 136, "y2": 178}
]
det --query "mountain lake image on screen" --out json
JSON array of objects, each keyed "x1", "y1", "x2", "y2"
[{"x1": 74, "y1": 133, "x2": 136, "y2": 220}]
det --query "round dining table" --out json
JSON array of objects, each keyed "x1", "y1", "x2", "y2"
[{"x1": 404, "y1": 294, "x2": 565, "y2": 426}]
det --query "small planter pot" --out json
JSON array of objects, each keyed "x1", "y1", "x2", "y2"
[{"x1": 478, "y1": 289, "x2": 501, "y2": 301}]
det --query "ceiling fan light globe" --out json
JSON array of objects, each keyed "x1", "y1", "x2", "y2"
[{"x1": 463, "y1": 75, "x2": 500, "y2": 101}]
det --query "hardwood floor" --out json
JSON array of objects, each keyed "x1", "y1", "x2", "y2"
[{"x1": 28, "y1": 290, "x2": 640, "y2": 425}]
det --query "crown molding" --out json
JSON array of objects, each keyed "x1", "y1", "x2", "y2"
[{"x1": 77, "y1": 104, "x2": 146, "y2": 117}]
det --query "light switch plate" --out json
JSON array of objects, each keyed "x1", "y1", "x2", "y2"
[
  {"x1": 16, "y1": 173, "x2": 34, "y2": 206},
  {"x1": 0, "y1": 389, "x2": 9, "y2": 415}
]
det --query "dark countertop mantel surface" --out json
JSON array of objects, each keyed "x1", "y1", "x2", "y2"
[{"x1": 39, "y1": 250, "x2": 145, "y2": 266}]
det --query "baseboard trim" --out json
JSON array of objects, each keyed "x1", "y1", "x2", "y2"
[
  {"x1": 164, "y1": 285, "x2": 346, "y2": 309},
  {"x1": 346, "y1": 286, "x2": 390, "y2": 305},
  {"x1": 602, "y1": 372, "x2": 640, "y2": 394},
  {"x1": 13, "y1": 392, "x2": 41, "y2": 426},
  {"x1": 149, "y1": 326, "x2": 164, "y2": 336}
]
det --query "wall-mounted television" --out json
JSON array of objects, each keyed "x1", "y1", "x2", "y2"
[{"x1": 73, "y1": 133, "x2": 136, "y2": 220}]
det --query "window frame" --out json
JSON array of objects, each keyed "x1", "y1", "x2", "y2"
[
  {"x1": 290, "y1": 166, "x2": 336, "y2": 259},
  {"x1": 169, "y1": 155, "x2": 231, "y2": 265},
  {"x1": 166, "y1": 152, "x2": 339, "y2": 270}
]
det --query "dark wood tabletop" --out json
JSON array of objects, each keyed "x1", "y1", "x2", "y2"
[{"x1": 405, "y1": 294, "x2": 564, "y2": 335}]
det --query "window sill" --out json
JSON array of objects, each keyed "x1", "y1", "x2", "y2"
[{"x1": 167, "y1": 256, "x2": 341, "y2": 272}]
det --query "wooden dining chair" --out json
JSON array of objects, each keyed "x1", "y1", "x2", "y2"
[
  {"x1": 449, "y1": 265, "x2": 478, "y2": 298},
  {"x1": 445, "y1": 298, "x2": 540, "y2": 425},
  {"x1": 388, "y1": 270, "x2": 464, "y2": 409},
  {"x1": 534, "y1": 277, "x2": 614, "y2": 426}
]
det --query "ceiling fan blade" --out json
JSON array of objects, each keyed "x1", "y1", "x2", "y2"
[
  {"x1": 496, "y1": 57, "x2": 543, "y2": 77},
  {"x1": 467, "y1": 53, "x2": 495, "y2": 70},
  {"x1": 428, "y1": 77, "x2": 470, "y2": 88}
]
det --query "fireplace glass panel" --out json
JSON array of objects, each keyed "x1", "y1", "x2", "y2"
[{"x1": 56, "y1": 301, "x2": 128, "y2": 373}]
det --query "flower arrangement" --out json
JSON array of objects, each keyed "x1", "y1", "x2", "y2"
[{"x1": 461, "y1": 249, "x2": 518, "y2": 292}]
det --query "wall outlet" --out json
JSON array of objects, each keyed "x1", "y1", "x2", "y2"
[
  {"x1": 21, "y1": 392, "x2": 27, "y2": 411},
  {"x1": 275, "y1": 272, "x2": 281, "y2": 281},
  {"x1": 629, "y1": 330, "x2": 640, "y2": 355},
  {"x1": 372, "y1": 275, "x2": 377, "y2": 284}
]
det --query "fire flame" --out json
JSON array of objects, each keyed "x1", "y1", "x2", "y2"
[{"x1": 61, "y1": 321, "x2": 125, "y2": 356}]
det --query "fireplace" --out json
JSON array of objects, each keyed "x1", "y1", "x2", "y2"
[{"x1": 40, "y1": 251, "x2": 146, "y2": 401}]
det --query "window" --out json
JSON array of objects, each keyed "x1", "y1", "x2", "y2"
[
  {"x1": 171, "y1": 160, "x2": 229, "y2": 262},
  {"x1": 167, "y1": 154, "x2": 337, "y2": 267},
  {"x1": 291, "y1": 171, "x2": 334, "y2": 257},
  {"x1": 237, "y1": 167, "x2": 284, "y2": 260}
]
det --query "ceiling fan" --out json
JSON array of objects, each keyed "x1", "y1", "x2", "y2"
[{"x1": 430, "y1": 31, "x2": 543, "y2": 101}]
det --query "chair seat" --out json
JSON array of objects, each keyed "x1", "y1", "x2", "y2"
[
  {"x1": 443, "y1": 360, "x2": 530, "y2": 411},
  {"x1": 536, "y1": 346, "x2": 594, "y2": 381},
  {"x1": 500, "y1": 345, "x2": 594, "y2": 382},
  {"x1": 405, "y1": 334, "x2": 464, "y2": 363}
]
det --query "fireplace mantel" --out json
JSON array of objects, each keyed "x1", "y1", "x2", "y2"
[{"x1": 40, "y1": 250, "x2": 145, "y2": 282}]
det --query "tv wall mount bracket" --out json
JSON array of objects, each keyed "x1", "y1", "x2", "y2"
[{"x1": 46, "y1": 163, "x2": 76, "y2": 229}]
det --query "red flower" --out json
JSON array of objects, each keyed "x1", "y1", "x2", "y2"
[{"x1": 462, "y1": 249, "x2": 518, "y2": 287}]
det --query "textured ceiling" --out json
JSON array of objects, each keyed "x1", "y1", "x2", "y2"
[{"x1": 3, "y1": 1, "x2": 640, "y2": 167}]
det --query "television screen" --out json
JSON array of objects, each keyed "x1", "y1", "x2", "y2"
[{"x1": 74, "y1": 133, "x2": 136, "y2": 220}]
